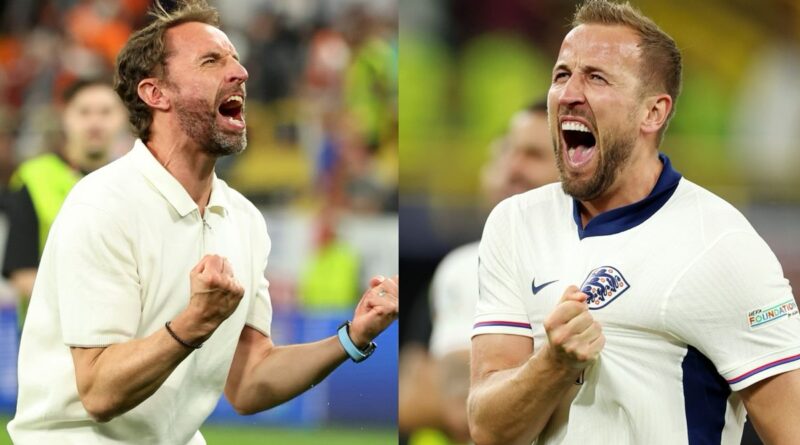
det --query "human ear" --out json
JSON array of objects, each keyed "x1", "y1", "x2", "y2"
[
  {"x1": 137, "y1": 78, "x2": 171, "y2": 111},
  {"x1": 641, "y1": 93, "x2": 672, "y2": 136}
]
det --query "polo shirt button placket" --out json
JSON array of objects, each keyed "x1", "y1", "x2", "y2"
[{"x1": 201, "y1": 212, "x2": 216, "y2": 255}]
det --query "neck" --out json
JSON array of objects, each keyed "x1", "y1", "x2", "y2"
[
  {"x1": 579, "y1": 148, "x2": 662, "y2": 226},
  {"x1": 145, "y1": 130, "x2": 216, "y2": 215}
]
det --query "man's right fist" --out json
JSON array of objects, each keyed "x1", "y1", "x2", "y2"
[
  {"x1": 188, "y1": 254, "x2": 245, "y2": 329},
  {"x1": 542, "y1": 285, "x2": 605, "y2": 370}
]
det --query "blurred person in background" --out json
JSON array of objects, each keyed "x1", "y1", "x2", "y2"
[
  {"x1": 8, "y1": 1, "x2": 398, "y2": 443},
  {"x1": 469, "y1": 1, "x2": 800, "y2": 444},
  {"x1": 299, "y1": 206, "x2": 361, "y2": 311},
  {"x1": 399, "y1": 100, "x2": 557, "y2": 444},
  {"x1": 1, "y1": 77, "x2": 127, "y2": 330}
]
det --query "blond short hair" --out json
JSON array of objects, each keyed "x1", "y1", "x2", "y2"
[{"x1": 573, "y1": 0, "x2": 682, "y2": 143}]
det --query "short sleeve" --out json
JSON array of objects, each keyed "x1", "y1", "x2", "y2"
[
  {"x1": 472, "y1": 199, "x2": 533, "y2": 338},
  {"x1": 2, "y1": 185, "x2": 41, "y2": 278},
  {"x1": 56, "y1": 203, "x2": 142, "y2": 346},
  {"x1": 428, "y1": 244, "x2": 479, "y2": 357},
  {"x1": 665, "y1": 230, "x2": 800, "y2": 391},
  {"x1": 245, "y1": 216, "x2": 273, "y2": 337}
]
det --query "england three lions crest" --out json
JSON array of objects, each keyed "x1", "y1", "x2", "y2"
[{"x1": 580, "y1": 266, "x2": 630, "y2": 310}]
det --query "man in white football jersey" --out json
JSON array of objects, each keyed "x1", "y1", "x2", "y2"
[
  {"x1": 399, "y1": 101, "x2": 559, "y2": 441},
  {"x1": 468, "y1": 1, "x2": 800, "y2": 445}
]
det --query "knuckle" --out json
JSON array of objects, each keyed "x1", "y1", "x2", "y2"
[
  {"x1": 550, "y1": 331, "x2": 567, "y2": 346},
  {"x1": 543, "y1": 318, "x2": 555, "y2": 333}
]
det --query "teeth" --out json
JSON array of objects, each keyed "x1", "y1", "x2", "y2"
[
  {"x1": 226, "y1": 95, "x2": 243, "y2": 104},
  {"x1": 561, "y1": 121, "x2": 591, "y2": 133}
]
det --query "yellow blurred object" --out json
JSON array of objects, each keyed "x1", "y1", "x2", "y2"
[
  {"x1": 227, "y1": 100, "x2": 311, "y2": 196},
  {"x1": 299, "y1": 240, "x2": 360, "y2": 310},
  {"x1": 408, "y1": 428, "x2": 459, "y2": 445}
]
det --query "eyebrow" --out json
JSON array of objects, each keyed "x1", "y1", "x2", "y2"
[
  {"x1": 582, "y1": 65, "x2": 612, "y2": 77},
  {"x1": 199, "y1": 51, "x2": 240, "y2": 62},
  {"x1": 552, "y1": 62, "x2": 614, "y2": 79}
]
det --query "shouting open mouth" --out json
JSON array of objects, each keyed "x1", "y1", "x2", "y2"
[
  {"x1": 561, "y1": 117, "x2": 597, "y2": 169},
  {"x1": 217, "y1": 93, "x2": 246, "y2": 132}
]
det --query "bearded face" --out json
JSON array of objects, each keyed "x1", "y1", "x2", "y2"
[
  {"x1": 547, "y1": 24, "x2": 650, "y2": 202},
  {"x1": 173, "y1": 87, "x2": 247, "y2": 157},
  {"x1": 551, "y1": 106, "x2": 637, "y2": 201}
]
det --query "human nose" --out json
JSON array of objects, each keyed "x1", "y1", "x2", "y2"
[
  {"x1": 558, "y1": 74, "x2": 585, "y2": 107},
  {"x1": 227, "y1": 58, "x2": 249, "y2": 84}
]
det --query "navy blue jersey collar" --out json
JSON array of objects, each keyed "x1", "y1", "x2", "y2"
[{"x1": 572, "y1": 153, "x2": 682, "y2": 239}]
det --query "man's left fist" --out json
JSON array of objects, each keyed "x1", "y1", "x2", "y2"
[{"x1": 349, "y1": 275, "x2": 399, "y2": 348}]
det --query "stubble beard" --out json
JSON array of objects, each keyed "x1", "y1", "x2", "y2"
[
  {"x1": 174, "y1": 96, "x2": 247, "y2": 157},
  {"x1": 552, "y1": 119, "x2": 636, "y2": 202}
]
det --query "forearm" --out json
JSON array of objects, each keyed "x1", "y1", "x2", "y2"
[
  {"x1": 73, "y1": 312, "x2": 206, "y2": 421},
  {"x1": 468, "y1": 345, "x2": 579, "y2": 445},
  {"x1": 229, "y1": 335, "x2": 348, "y2": 414},
  {"x1": 10, "y1": 268, "x2": 36, "y2": 299},
  {"x1": 398, "y1": 346, "x2": 447, "y2": 433}
]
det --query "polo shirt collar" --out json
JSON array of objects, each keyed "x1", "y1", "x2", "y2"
[
  {"x1": 131, "y1": 139, "x2": 229, "y2": 218},
  {"x1": 572, "y1": 152, "x2": 682, "y2": 239}
]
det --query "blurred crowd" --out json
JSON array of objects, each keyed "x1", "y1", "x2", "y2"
[
  {"x1": 0, "y1": 0, "x2": 398, "y2": 315},
  {"x1": 0, "y1": 0, "x2": 397, "y2": 213}
]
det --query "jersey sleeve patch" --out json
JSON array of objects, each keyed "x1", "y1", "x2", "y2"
[{"x1": 747, "y1": 298, "x2": 799, "y2": 330}]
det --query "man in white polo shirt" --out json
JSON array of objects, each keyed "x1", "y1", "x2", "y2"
[
  {"x1": 7, "y1": 1, "x2": 398, "y2": 443},
  {"x1": 468, "y1": 1, "x2": 800, "y2": 445}
]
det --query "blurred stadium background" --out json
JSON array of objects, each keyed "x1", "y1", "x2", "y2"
[
  {"x1": 399, "y1": 0, "x2": 800, "y2": 444},
  {"x1": 0, "y1": 0, "x2": 397, "y2": 444}
]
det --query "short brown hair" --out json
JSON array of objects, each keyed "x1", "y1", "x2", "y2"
[
  {"x1": 114, "y1": 0, "x2": 219, "y2": 141},
  {"x1": 573, "y1": 0, "x2": 682, "y2": 144}
]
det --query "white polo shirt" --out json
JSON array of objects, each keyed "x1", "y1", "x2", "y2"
[
  {"x1": 429, "y1": 241, "x2": 479, "y2": 358},
  {"x1": 473, "y1": 154, "x2": 800, "y2": 445},
  {"x1": 8, "y1": 139, "x2": 273, "y2": 445}
]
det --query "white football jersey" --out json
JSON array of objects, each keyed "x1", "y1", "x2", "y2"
[
  {"x1": 473, "y1": 155, "x2": 800, "y2": 445},
  {"x1": 429, "y1": 241, "x2": 480, "y2": 358}
]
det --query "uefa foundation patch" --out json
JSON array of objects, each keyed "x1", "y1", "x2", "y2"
[
  {"x1": 580, "y1": 266, "x2": 630, "y2": 310},
  {"x1": 747, "y1": 299, "x2": 799, "y2": 330}
]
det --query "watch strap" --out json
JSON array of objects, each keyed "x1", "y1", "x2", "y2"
[{"x1": 337, "y1": 321, "x2": 376, "y2": 363}]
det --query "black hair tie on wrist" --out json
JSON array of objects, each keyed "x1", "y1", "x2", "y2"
[{"x1": 165, "y1": 321, "x2": 203, "y2": 349}]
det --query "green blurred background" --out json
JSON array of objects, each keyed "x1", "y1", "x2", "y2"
[
  {"x1": 399, "y1": 1, "x2": 800, "y2": 444},
  {"x1": 0, "y1": 415, "x2": 395, "y2": 445}
]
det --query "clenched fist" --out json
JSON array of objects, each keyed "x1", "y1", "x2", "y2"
[
  {"x1": 186, "y1": 254, "x2": 245, "y2": 335},
  {"x1": 543, "y1": 285, "x2": 605, "y2": 370},
  {"x1": 349, "y1": 275, "x2": 399, "y2": 348}
]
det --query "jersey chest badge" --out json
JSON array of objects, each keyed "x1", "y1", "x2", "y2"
[{"x1": 580, "y1": 266, "x2": 630, "y2": 310}]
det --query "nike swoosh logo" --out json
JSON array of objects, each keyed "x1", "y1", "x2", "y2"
[{"x1": 532, "y1": 279, "x2": 558, "y2": 295}]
